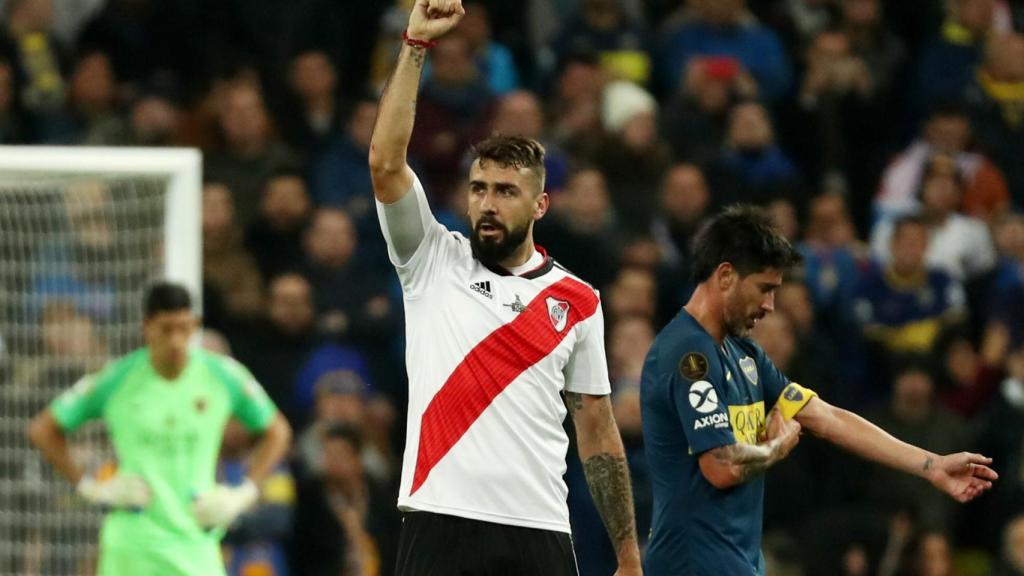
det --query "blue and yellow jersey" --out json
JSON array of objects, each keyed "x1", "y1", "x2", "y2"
[
  {"x1": 853, "y1": 264, "x2": 965, "y2": 354},
  {"x1": 641, "y1": 309, "x2": 815, "y2": 576}
]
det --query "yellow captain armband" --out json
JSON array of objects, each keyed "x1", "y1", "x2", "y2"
[{"x1": 775, "y1": 383, "x2": 818, "y2": 420}]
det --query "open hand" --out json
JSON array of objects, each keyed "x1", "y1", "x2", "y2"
[
  {"x1": 407, "y1": 0, "x2": 465, "y2": 42},
  {"x1": 926, "y1": 452, "x2": 998, "y2": 503}
]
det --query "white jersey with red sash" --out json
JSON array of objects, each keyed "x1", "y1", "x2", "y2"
[{"x1": 377, "y1": 176, "x2": 610, "y2": 533}]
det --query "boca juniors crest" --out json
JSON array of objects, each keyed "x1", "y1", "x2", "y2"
[
  {"x1": 546, "y1": 297, "x2": 570, "y2": 332},
  {"x1": 739, "y1": 357, "x2": 759, "y2": 386}
]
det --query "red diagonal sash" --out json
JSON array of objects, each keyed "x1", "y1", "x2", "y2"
[{"x1": 410, "y1": 276, "x2": 599, "y2": 495}]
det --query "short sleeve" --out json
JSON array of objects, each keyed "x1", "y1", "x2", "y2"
[
  {"x1": 754, "y1": 344, "x2": 791, "y2": 409},
  {"x1": 563, "y1": 299, "x2": 612, "y2": 395},
  {"x1": 215, "y1": 357, "x2": 278, "y2": 432},
  {"x1": 50, "y1": 356, "x2": 134, "y2": 432},
  {"x1": 376, "y1": 174, "x2": 463, "y2": 298},
  {"x1": 669, "y1": 337, "x2": 735, "y2": 455}
]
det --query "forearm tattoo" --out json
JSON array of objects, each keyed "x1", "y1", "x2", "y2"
[
  {"x1": 582, "y1": 453, "x2": 637, "y2": 552},
  {"x1": 564, "y1": 391, "x2": 584, "y2": 416},
  {"x1": 409, "y1": 46, "x2": 426, "y2": 68},
  {"x1": 711, "y1": 443, "x2": 774, "y2": 483}
]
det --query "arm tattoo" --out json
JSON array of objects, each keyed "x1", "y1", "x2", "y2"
[
  {"x1": 582, "y1": 453, "x2": 637, "y2": 551},
  {"x1": 923, "y1": 457, "x2": 933, "y2": 472},
  {"x1": 564, "y1": 392, "x2": 584, "y2": 416},
  {"x1": 410, "y1": 47, "x2": 426, "y2": 68},
  {"x1": 710, "y1": 443, "x2": 774, "y2": 483}
]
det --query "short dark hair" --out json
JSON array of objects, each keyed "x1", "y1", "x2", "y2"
[
  {"x1": 892, "y1": 214, "x2": 927, "y2": 238},
  {"x1": 144, "y1": 282, "x2": 192, "y2": 318},
  {"x1": 473, "y1": 134, "x2": 546, "y2": 191},
  {"x1": 690, "y1": 204, "x2": 802, "y2": 282}
]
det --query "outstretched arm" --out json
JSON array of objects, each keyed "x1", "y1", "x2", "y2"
[
  {"x1": 368, "y1": 0, "x2": 464, "y2": 204},
  {"x1": 796, "y1": 396, "x2": 997, "y2": 502},
  {"x1": 566, "y1": 392, "x2": 641, "y2": 576}
]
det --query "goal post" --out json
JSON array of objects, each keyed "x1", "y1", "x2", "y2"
[
  {"x1": 0, "y1": 146, "x2": 202, "y2": 299},
  {"x1": 0, "y1": 146, "x2": 201, "y2": 575}
]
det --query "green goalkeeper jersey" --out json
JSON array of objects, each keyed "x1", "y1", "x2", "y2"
[{"x1": 49, "y1": 348, "x2": 277, "y2": 565}]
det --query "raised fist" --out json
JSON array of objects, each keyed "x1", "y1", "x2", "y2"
[{"x1": 407, "y1": 0, "x2": 466, "y2": 42}]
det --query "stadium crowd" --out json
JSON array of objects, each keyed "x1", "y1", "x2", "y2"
[{"x1": 2, "y1": 0, "x2": 1024, "y2": 574}]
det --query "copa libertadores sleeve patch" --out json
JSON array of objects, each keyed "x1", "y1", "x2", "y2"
[
  {"x1": 678, "y1": 352, "x2": 709, "y2": 381},
  {"x1": 776, "y1": 382, "x2": 817, "y2": 420}
]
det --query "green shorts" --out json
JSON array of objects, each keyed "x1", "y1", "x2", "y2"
[{"x1": 98, "y1": 541, "x2": 225, "y2": 576}]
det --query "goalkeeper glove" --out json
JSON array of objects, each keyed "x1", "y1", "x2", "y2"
[
  {"x1": 76, "y1": 473, "x2": 152, "y2": 510},
  {"x1": 191, "y1": 477, "x2": 259, "y2": 529}
]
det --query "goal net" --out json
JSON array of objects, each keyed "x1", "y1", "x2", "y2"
[{"x1": 0, "y1": 147, "x2": 200, "y2": 575}]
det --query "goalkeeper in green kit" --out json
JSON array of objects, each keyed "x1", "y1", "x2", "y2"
[{"x1": 28, "y1": 282, "x2": 292, "y2": 576}]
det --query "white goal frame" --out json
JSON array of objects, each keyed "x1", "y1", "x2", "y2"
[{"x1": 0, "y1": 146, "x2": 203, "y2": 306}]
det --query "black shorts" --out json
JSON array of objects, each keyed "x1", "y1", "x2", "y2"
[{"x1": 394, "y1": 511, "x2": 579, "y2": 576}]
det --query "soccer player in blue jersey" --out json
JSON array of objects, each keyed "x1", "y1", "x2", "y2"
[{"x1": 641, "y1": 205, "x2": 998, "y2": 576}]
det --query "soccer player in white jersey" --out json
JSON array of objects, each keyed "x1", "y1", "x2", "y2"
[
  {"x1": 368, "y1": 1, "x2": 642, "y2": 574},
  {"x1": 27, "y1": 282, "x2": 292, "y2": 576}
]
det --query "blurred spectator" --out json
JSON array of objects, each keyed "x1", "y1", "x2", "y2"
[
  {"x1": 906, "y1": 530, "x2": 955, "y2": 576},
  {"x1": 661, "y1": 0, "x2": 792, "y2": 103},
  {"x1": 660, "y1": 49, "x2": 755, "y2": 164},
  {"x1": 219, "y1": 420, "x2": 294, "y2": 576},
  {"x1": 932, "y1": 327, "x2": 1003, "y2": 418},
  {"x1": 246, "y1": 169, "x2": 313, "y2": 282},
  {"x1": 875, "y1": 103, "x2": 1009, "y2": 223},
  {"x1": 768, "y1": 197, "x2": 800, "y2": 242},
  {"x1": 205, "y1": 79, "x2": 300, "y2": 228},
  {"x1": 534, "y1": 167, "x2": 621, "y2": 289},
  {"x1": 551, "y1": 0, "x2": 653, "y2": 86},
  {"x1": 201, "y1": 181, "x2": 265, "y2": 329},
  {"x1": 608, "y1": 315, "x2": 654, "y2": 389},
  {"x1": 122, "y1": 77, "x2": 185, "y2": 146},
  {"x1": 872, "y1": 154, "x2": 997, "y2": 283},
  {"x1": 408, "y1": 33, "x2": 496, "y2": 200},
  {"x1": 867, "y1": 366, "x2": 968, "y2": 532},
  {"x1": 295, "y1": 370, "x2": 393, "y2": 488},
  {"x1": 67, "y1": 49, "x2": 122, "y2": 145},
  {"x1": 606, "y1": 266, "x2": 657, "y2": 322},
  {"x1": 990, "y1": 214, "x2": 1024, "y2": 348},
  {"x1": 856, "y1": 216, "x2": 966, "y2": 358},
  {"x1": 280, "y1": 50, "x2": 345, "y2": 157},
  {"x1": 798, "y1": 193, "x2": 870, "y2": 348},
  {"x1": 965, "y1": 32, "x2": 1024, "y2": 208},
  {"x1": 711, "y1": 100, "x2": 801, "y2": 204},
  {"x1": 231, "y1": 273, "x2": 322, "y2": 427},
  {"x1": 0, "y1": 0, "x2": 69, "y2": 142},
  {"x1": 302, "y1": 208, "x2": 399, "y2": 346},
  {"x1": 490, "y1": 89, "x2": 570, "y2": 194},
  {"x1": 996, "y1": 514, "x2": 1024, "y2": 576},
  {"x1": 425, "y1": 2, "x2": 520, "y2": 94},
  {"x1": 290, "y1": 423, "x2": 399, "y2": 576},
  {"x1": 650, "y1": 163, "x2": 710, "y2": 275},
  {"x1": 546, "y1": 49, "x2": 606, "y2": 156},
  {"x1": 594, "y1": 80, "x2": 672, "y2": 233},
  {"x1": 915, "y1": 0, "x2": 996, "y2": 115},
  {"x1": 13, "y1": 300, "x2": 107, "y2": 395}
]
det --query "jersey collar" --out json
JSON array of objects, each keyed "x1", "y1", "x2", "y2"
[{"x1": 484, "y1": 245, "x2": 554, "y2": 279}]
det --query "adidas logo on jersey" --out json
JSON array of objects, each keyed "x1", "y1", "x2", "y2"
[{"x1": 470, "y1": 281, "x2": 493, "y2": 299}]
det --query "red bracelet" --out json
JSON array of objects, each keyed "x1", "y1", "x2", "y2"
[{"x1": 403, "y1": 30, "x2": 438, "y2": 49}]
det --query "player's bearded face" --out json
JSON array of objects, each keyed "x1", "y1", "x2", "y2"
[
  {"x1": 723, "y1": 269, "x2": 779, "y2": 337},
  {"x1": 470, "y1": 214, "x2": 530, "y2": 266}
]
